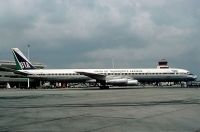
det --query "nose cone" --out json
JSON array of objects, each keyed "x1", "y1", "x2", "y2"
[
  {"x1": 188, "y1": 74, "x2": 198, "y2": 81},
  {"x1": 193, "y1": 75, "x2": 198, "y2": 80}
]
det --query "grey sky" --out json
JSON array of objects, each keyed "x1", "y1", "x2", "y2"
[{"x1": 0, "y1": 0, "x2": 200, "y2": 76}]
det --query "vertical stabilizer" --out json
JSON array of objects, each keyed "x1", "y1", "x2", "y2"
[{"x1": 12, "y1": 48, "x2": 36, "y2": 70}]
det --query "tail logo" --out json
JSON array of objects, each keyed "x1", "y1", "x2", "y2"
[{"x1": 20, "y1": 62, "x2": 31, "y2": 69}]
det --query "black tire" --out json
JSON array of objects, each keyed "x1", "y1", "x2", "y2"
[{"x1": 100, "y1": 86, "x2": 109, "y2": 89}]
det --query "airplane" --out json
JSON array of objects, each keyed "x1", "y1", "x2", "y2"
[{"x1": 12, "y1": 48, "x2": 197, "y2": 89}]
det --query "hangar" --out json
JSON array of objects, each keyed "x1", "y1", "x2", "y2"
[{"x1": 0, "y1": 60, "x2": 45, "y2": 88}]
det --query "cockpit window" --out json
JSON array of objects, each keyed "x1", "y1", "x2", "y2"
[{"x1": 187, "y1": 72, "x2": 194, "y2": 75}]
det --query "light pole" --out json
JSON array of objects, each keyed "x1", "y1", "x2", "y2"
[
  {"x1": 112, "y1": 58, "x2": 115, "y2": 69},
  {"x1": 27, "y1": 44, "x2": 30, "y2": 60},
  {"x1": 27, "y1": 44, "x2": 30, "y2": 88}
]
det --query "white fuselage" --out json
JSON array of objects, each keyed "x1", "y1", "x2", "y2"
[{"x1": 19, "y1": 68, "x2": 197, "y2": 83}]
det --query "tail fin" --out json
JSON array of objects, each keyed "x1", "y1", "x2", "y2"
[{"x1": 12, "y1": 48, "x2": 36, "y2": 70}]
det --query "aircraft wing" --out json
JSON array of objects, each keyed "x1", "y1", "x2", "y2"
[
  {"x1": 76, "y1": 71, "x2": 106, "y2": 81},
  {"x1": 77, "y1": 71, "x2": 138, "y2": 86}
]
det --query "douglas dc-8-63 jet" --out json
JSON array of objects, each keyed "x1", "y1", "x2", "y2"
[{"x1": 12, "y1": 48, "x2": 197, "y2": 89}]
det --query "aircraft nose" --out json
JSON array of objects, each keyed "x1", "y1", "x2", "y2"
[{"x1": 193, "y1": 75, "x2": 198, "y2": 80}]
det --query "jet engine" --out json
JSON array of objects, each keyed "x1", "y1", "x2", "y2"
[{"x1": 106, "y1": 78, "x2": 138, "y2": 86}]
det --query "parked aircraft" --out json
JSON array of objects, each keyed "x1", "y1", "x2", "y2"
[{"x1": 12, "y1": 48, "x2": 197, "y2": 89}]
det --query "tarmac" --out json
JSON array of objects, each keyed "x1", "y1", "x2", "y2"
[{"x1": 0, "y1": 87, "x2": 200, "y2": 132}]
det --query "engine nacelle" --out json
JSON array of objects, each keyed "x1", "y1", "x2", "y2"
[
  {"x1": 106, "y1": 78, "x2": 138, "y2": 86},
  {"x1": 127, "y1": 79, "x2": 138, "y2": 86}
]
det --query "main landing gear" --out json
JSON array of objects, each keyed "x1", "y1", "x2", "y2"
[
  {"x1": 99, "y1": 81, "x2": 110, "y2": 89},
  {"x1": 99, "y1": 85, "x2": 109, "y2": 89}
]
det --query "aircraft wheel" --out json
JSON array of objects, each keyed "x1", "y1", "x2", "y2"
[{"x1": 100, "y1": 86, "x2": 109, "y2": 89}]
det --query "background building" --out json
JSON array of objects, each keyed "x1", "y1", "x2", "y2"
[
  {"x1": 0, "y1": 60, "x2": 45, "y2": 88},
  {"x1": 157, "y1": 59, "x2": 169, "y2": 69}
]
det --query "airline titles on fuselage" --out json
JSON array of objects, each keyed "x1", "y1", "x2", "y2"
[{"x1": 94, "y1": 70, "x2": 143, "y2": 73}]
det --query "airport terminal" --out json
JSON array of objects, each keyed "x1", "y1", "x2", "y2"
[{"x1": 0, "y1": 60, "x2": 45, "y2": 88}]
